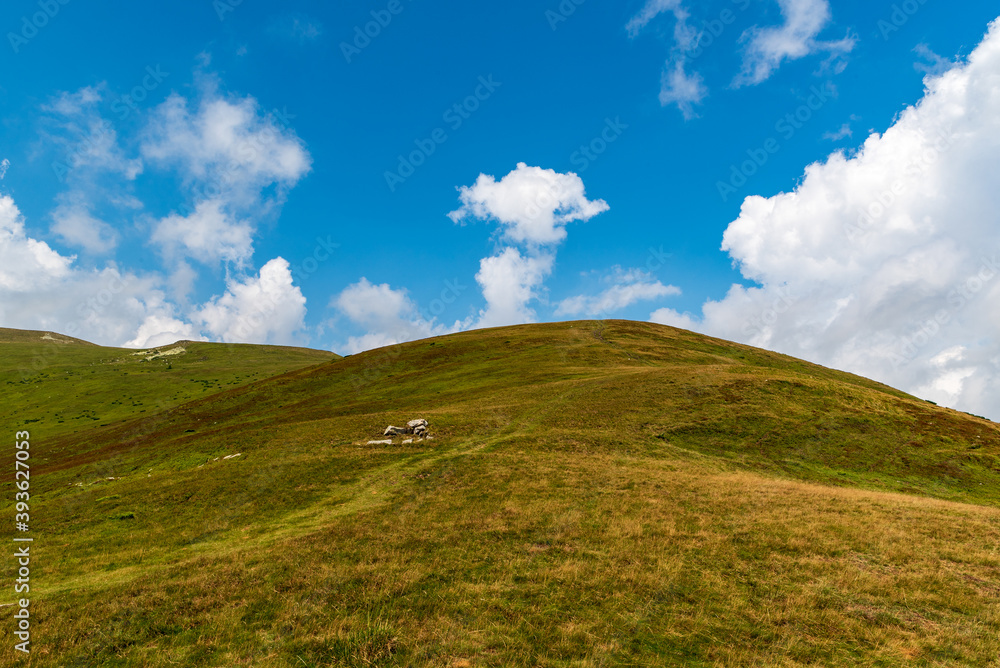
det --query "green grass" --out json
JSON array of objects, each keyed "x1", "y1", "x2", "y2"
[
  {"x1": 2, "y1": 320, "x2": 999, "y2": 666},
  {"x1": 0, "y1": 327, "x2": 338, "y2": 440}
]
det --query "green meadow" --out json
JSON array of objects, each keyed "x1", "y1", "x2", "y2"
[{"x1": 1, "y1": 320, "x2": 998, "y2": 666}]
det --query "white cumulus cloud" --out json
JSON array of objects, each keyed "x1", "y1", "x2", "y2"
[
  {"x1": 333, "y1": 278, "x2": 459, "y2": 354},
  {"x1": 657, "y1": 18, "x2": 1000, "y2": 419},
  {"x1": 142, "y1": 84, "x2": 311, "y2": 268},
  {"x1": 0, "y1": 194, "x2": 187, "y2": 347},
  {"x1": 448, "y1": 162, "x2": 609, "y2": 247},
  {"x1": 475, "y1": 248, "x2": 555, "y2": 328},
  {"x1": 124, "y1": 313, "x2": 204, "y2": 349},
  {"x1": 50, "y1": 195, "x2": 119, "y2": 254},
  {"x1": 449, "y1": 163, "x2": 610, "y2": 330},
  {"x1": 194, "y1": 258, "x2": 307, "y2": 346},
  {"x1": 141, "y1": 90, "x2": 310, "y2": 196},
  {"x1": 152, "y1": 199, "x2": 254, "y2": 266}
]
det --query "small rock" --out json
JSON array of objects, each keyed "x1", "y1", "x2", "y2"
[
  {"x1": 384, "y1": 425, "x2": 408, "y2": 436},
  {"x1": 367, "y1": 439, "x2": 393, "y2": 445},
  {"x1": 402, "y1": 438, "x2": 413, "y2": 444},
  {"x1": 407, "y1": 418, "x2": 428, "y2": 429}
]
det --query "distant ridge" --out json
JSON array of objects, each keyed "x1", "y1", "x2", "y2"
[{"x1": 0, "y1": 327, "x2": 98, "y2": 346}]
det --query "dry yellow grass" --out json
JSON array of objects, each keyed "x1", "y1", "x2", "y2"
[{"x1": 2, "y1": 320, "x2": 999, "y2": 665}]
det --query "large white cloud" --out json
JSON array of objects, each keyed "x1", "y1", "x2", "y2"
[
  {"x1": 449, "y1": 163, "x2": 610, "y2": 330},
  {"x1": 151, "y1": 199, "x2": 254, "y2": 266},
  {"x1": 193, "y1": 258, "x2": 307, "y2": 346},
  {"x1": 0, "y1": 194, "x2": 188, "y2": 347},
  {"x1": 475, "y1": 248, "x2": 555, "y2": 328},
  {"x1": 123, "y1": 313, "x2": 203, "y2": 349},
  {"x1": 50, "y1": 195, "x2": 119, "y2": 255},
  {"x1": 141, "y1": 91, "x2": 310, "y2": 197},
  {"x1": 142, "y1": 85, "x2": 311, "y2": 267},
  {"x1": 448, "y1": 162, "x2": 608, "y2": 246},
  {"x1": 4, "y1": 75, "x2": 317, "y2": 351},
  {"x1": 333, "y1": 278, "x2": 459, "y2": 354},
  {"x1": 0, "y1": 196, "x2": 73, "y2": 290},
  {"x1": 656, "y1": 18, "x2": 1000, "y2": 419}
]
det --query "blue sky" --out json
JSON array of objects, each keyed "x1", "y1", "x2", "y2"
[{"x1": 2, "y1": 0, "x2": 1000, "y2": 417}]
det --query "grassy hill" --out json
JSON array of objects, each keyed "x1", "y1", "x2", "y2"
[
  {"x1": 1, "y1": 328, "x2": 338, "y2": 439},
  {"x1": 2, "y1": 320, "x2": 999, "y2": 666}
]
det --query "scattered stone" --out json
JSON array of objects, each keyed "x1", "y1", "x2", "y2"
[
  {"x1": 383, "y1": 418, "x2": 432, "y2": 439},
  {"x1": 402, "y1": 438, "x2": 413, "y2": 444},
  {"x1": 223, "y1": 453, "x2": 242, "y2": 460},
  {"x1": 368, "y1": 439, "x2": 393, "y2": 446}
]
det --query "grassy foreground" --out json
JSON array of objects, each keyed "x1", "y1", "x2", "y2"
[{"x1": 1, "y1": 320, "x2": 999, "y2": 666}]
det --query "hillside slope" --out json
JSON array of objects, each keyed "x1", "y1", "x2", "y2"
[
  {"x1": 3, "y1": 320, "x2": 999, "y2": 666},
  {"x1": 1, "y1": 330, "x2": 339, "y2": 439}
]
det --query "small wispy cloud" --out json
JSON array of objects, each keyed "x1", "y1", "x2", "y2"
[
  {"x1": 626, "y1": 0, "x2": 684, "y2": 39},
  {"x1": 913, "y1": 43, "x2": 953, "y2": 77},
  {"x1": 823, "y1": 123, "x2": 852, "y2": 141},
  {"x1": 0, "y1": 159, "x2": 9, "y2": 180},
  {"x1": 823, "y1": 115, "x2": 859, "y2": 141},
  {"x1": 556, "y1": 267, "x2": 681, "y2": 317},
  {"x1": 734, "y1": 0, "x2": 855, "y2": 87},
  {"x1": 660, "y1": 61, "x2": 708, "y2": 119},
  {"x1": 271, "y1": 14, "x2": 324, "y2": 44}
]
